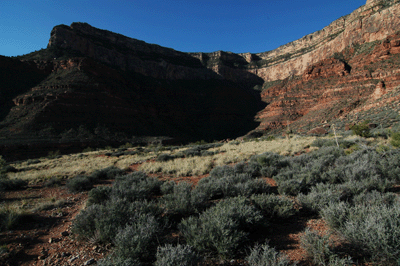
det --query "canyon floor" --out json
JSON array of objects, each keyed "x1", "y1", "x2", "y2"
[{"x1": 0, "y1": 135, "x2": 395, "y2": 265}]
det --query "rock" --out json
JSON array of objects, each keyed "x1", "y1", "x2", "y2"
[
  {"x1": 69, "y1": 256, "x2": 79, "y2": 262},
  {"x1": 84, "y1": 258, "x2": 96, "y2": 265},
  {"x1": 61, "y1": 252, "x2": 71, "y2": 257},
  {"x1": 307, "y1": 127, "x2": 328, "y2": 135}
]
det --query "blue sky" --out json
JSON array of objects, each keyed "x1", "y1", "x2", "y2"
[{"x1": 0, "y1": 0, "x2": 366, "y2": 57}]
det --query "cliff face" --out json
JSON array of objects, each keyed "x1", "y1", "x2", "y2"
[
  {"x1": 190, "y1": 0, "x2": 400, "y2": 82},
  {"x1": 253, "y1": 32, "x2": 400, "y2": 135}
]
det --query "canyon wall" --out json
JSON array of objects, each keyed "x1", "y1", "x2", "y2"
[{"x1": 192, "y1": 0, "x2": 400, "y2": 82}]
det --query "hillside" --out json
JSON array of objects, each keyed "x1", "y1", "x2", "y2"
[{"x1": 1, "y1": 0, "x2": 400, "y2": 160}]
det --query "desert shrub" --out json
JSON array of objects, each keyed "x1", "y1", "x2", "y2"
[
  {"x1": 154, "y1": 244, "x2": 202, "y2": 266},
  {"x1": 179, "y1": 196, "x2": 265, "y2": 257},
  {"x1": 0, "y1": 156, "x2": 17, "y2": 178},
  {"x1": 0, "y1": 178, "x2": 27, "y2": 191},
  {"x1": 371, "y1": 127, "x2": 391, "y2": 139},
  {"x1": 209, "y1": 165, "x2": 235, "y2": 178},
  {"x1": 298, "y1": 183, "x2": 346, "y2": 213},
  {"x1": 321, "y1": 202, "x2": 350, "y2": 230},
  {"x1": 194, "y1": 173, "x2": 270, "y2": 200},
  {"x1": 277, "y1": 179, "x2": 304, "y2": 196},
  {"x1": 246, "y1": 243, "x2": 292, "y2": 266},
  {"x1": 352, "y1": 190, "x2": 398, "y2": 206},
  {"x1": 89, "y1": 166, "x2": 125, "y2": 181},
  {"x1": 43, "y1": 177, "x2": 62, "y2": 187},
  {"x1": 33, "y1": 199, "x2": 66, "y2": 212},
  {"x1": 253, "y1": 152, "x2": 287, "y2": 169},
  {"x1": 0, "y1": 208, "x2": 28, "y2": 231},
  {"x1": 390, "y1": 131, "x2": 400, "y2": 147},
  {"x1": 321, "y1": 196, "x2": 400, "y2": 263},
  {"x1": 86, "y1": 186, "x2": 112, "y2": 206},
  {"x1": 156, "y1": 153, "x2": 175, "y2": 162},
  {"x1": 66, "y1": 175, "x2": 93, "y2": 193},
  {"x1": 72, "y1": 197, "x2": 162, "y2": 243},
  {"x1": 111, "y1": 172, "x2": 162, "y2": 201},
  {"x1": 160, "y1": 180, "x2": 176, "y2": 195},
  {"x1": 97, "y1": 257, "x2": 142, "y2": 266},
  {"x1": 47, "y1": 150, "x2": 61, "y2": 159},
  {"x1": 260, "y1": 165, "x2": 278, "y2": 177},
  {"x1": 275, "y1": 147, "x2": 345, "y2": 193},
  {"x1": 311, "y1": 137, "x2": 362, "y2": 149},
  {"x1": 234, "y1": 161, "x2": 261, "y2": 177},
  {"x1": 114, "y1": 213, "x2": 160, "y2": 262},
  {"x1": 300, "y1": 228, "x2": 334, "y2": 265},
  {"x1": 331, "y1": 202, "x2": 400, "y2": 262},
  {"x1": 162, "y1": 181, "x2": 207, "y2": 218},
  {"x1": 72, "y1": 204, "x2": 107, "y2": 241},
  {"x1": 250, "y1": 194, "x2": 297, "y2": 221},
  {"x1": 350, "y1": 121, "x2": 371, "y2": 137}
]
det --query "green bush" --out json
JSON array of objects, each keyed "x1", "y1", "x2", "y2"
[
  {"x1": 194, "y1": 173, "x2": 270, "y2": 200},
  {"x1": 160, "y1": 180, "x2": 176, "y2": 195},
  {"x1": 250, "y1": 194, "x2": 297, "y2": 221},
  {"x1": 0, "y1": 178, "x2": 27, "y2": 191},
  {"x1": 162, "y1": 181, "x2": 207, "y2": 219},
  {"x1": 156, "y1": 153, "x2": 175, "y2": 162},
  {"x1": 179, "y1": 196, "x2": 265, "y2": 258},
  {"x1": 43, "y1": 177, "x2": 62, "y2": 188},
  {"x1": 300, "y1": 228, "x2": 334, "y2": 265},
  {"x1": 0, "y1": 156, "x2": 17, "y2": 178},
  {"x1": 298, "y1": 183, "x2": 345, "y2": 213},
  {"x1": 86, "y1": 186, "x2": 112, "y2": 206},
  {"x1": 154, "y1": 244, "x2": 202, "y2": 266},
  {"x1": 334, "y1": 202, "x2": 400, "y2": 262},
  {"x1": 66, "y1": 175, "x2": 93, "y2": 193},
  {"x1": 321, "y1": 196, "x2": 400, "y2": 263},
  {"x1": 246, "y1": 243, "x2": 292, "y2": 266},
  {"x1": 0, "y1": 208, "x2": 28, "y2": 231},
  {"x1": 72, "y1": 198, "x2": 162, "y2": 243},
  {"x1": 89, "y1": 166, "x2": 125, "y2": 181},
  {"x1": 390, "y1": 131, "x2": 400, "y2": 147},
  {"x1": 277, "y1": 179, "x2": 304, "y2": 196},
  {"x1": 111, "y1": 172, "x2": 162, "y2": 201},
  {"x1": 114, "y1": 213, "x2": 160, "y2": 262},
  {"x1": 350, "y1": 121, "x2": 371, "y2": 138},
  {"x1": 97, "y1": 257, "x2": 142, "y2": 266}
]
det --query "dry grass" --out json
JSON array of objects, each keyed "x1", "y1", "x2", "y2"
[
  {"x1": 8, "y1": 149, "x2": 155, "y2": 183},
  {"x1": 9, "y1": 135, "x2": 377, "y2": 181},
  {"x1": 138, "y1": 135, "x2": 318, "y2": 176}
]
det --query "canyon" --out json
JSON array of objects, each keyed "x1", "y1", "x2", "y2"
[{"x1": 1, "y1": 0, "x2": 400, "y2": 160}]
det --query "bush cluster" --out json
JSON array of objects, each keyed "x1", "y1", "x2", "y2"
[
  {"x1": 179, "y1": 196, "x2": 265, "y2": 258},
  {"x1": 66, "y1": 166, "x2": 124, "y2": 193},
  {"x1": 246, "y1": 243, "x2": 293, "y2": 266},
  {"x1": 71, "y1": 138, "x2": 400, "y2": 265},
  {"x1": 73, "y1": 164, "x2": 282, "y2": 264}
]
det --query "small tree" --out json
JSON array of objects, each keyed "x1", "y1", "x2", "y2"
[
  {"x1": 390, "y1": 132, "x2": 400, "y2": 147},
  {"x1": 350, "y1": 121, "x2": 371, "y2": 138}
]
